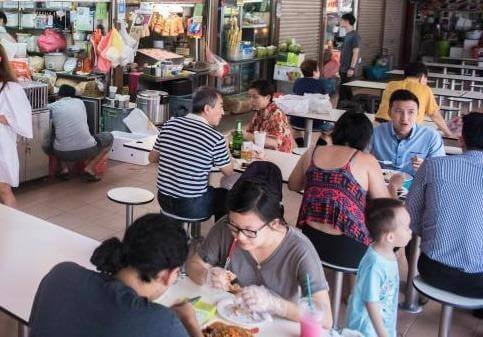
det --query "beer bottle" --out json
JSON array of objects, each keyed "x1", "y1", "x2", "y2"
[{"x1": 232, "y1": 120, "x2": 244, "y2": 158}]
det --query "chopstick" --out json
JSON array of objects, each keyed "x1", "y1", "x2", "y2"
[
  {"x1": 224, "y1": 239, "x2": 237, "y2": 270},
  {"x1": 187, "y1": 296, "x2": 202, "y2": 304}
]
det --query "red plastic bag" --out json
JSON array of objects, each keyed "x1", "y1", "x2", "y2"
[
  {"x1": 206, "y1": 47, "x2": 230, "y2": 78},
  {"x1": 37, "y1": 29, "x2": 67, "y2": 53}
]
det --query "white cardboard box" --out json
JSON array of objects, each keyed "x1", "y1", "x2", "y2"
[{"x1": 109, "y1": 131, "x2": 151, "y2": 166}]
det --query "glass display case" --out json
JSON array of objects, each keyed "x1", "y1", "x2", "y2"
[
  {"x1": 323, "y1": 0, "x2": 358, "y2": 50},
  {"x1": 216, "y1": 0, "x2": 275, "y2": 95}
]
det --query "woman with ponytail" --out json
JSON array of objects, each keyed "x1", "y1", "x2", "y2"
[{"x1": 29, "y1": 214, "x2": 203, "y2": 337}]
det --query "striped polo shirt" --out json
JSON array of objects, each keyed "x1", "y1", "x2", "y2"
[
  {"x1": 406, "y1": 150, "x2": 483, "y2": 273},
  {"x1": 153, "y1": 114, "x2": 231, "y2": 198}
]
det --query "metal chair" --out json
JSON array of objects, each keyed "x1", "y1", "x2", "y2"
[
  {"x1": 413, "y1": 276, "x2": 483, "y2": 337},
  {"x1": 107, "y1": 187, "x2": 155, "y2": 230},
  {"x1": 321, "y1": 260, "x2": 358, "y2": 330}
]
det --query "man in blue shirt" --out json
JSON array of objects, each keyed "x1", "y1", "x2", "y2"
[
  {"x1": 406, "y1": 112, "x2": 483, "y2": 317},
  {"x1": 370, "y1": 89, "x2": 445, "y2": 177},
  {"x1": 290, "y1": 59, "x2": 332, "y2": 148}
]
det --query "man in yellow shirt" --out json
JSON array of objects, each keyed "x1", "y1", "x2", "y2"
[{"x1": 375, "y1": 63, "x2": 454, "y2": 138}]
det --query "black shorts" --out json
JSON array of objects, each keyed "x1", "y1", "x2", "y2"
[{"x1": 52, "y1": 132, "x2": 113, "y2": 162}]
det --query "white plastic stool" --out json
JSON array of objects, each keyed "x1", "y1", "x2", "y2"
[
  {"x1": 413, "y1": 276, "x2": 483, "y2": 337},
  {"x1": 107, "y1": 187, "x2": 155, "y2": 230},
  {"x1": 321, "y1": 260, "x2": 358, "y2": 330}
]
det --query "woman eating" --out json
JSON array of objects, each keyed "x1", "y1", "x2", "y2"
[
  {"x1": 288, "y1": 110, "x2": 402, "y2": 269},
  {"x1": 186, "y1": 176, "x2": 332, "y2": 327},
  {"x1": 244, "y1": 80, "x2": 294, "y2": 153},
  {"x1": 0, "y1": 44, "x2": 33, "y2": 207}
]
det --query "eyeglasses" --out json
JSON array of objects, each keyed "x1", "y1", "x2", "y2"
[{"x1": 227, "y1": 219, "x2": 270, "y2": 239}]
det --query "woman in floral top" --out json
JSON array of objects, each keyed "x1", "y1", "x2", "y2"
[{"x1": 245, "y1": 80, "x2": 294, "y2": 153}]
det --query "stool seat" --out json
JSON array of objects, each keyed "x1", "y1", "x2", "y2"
[
  {"x1": 413, "y1": 276, "x2": 483, "y2": 309},
  {"x1": 159, "y1": 205, "x2": 210, "y2": 223},
  {"x1": 321, "y1": 260, "x2": 358, "y2": 274},
  {"x1": 107, "y1": 187, "x2": 154, "y2": 205}
]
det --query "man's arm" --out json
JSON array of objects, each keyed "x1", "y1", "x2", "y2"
[
  {"x1": 347, "y1": 47, "x2": 360, "y2": 78},
  {"x1": 430, "y1": 109, "x2": 454, "y2": 138},
  {"x1": 219, "y1": 162, "x2": 234, "y2": 176},
  {"x1": 149, "y1": 150, "x2": 160, "y2": 163}
]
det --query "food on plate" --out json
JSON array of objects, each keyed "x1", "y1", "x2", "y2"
[
  {"x1": 382, "y1": 169, "x2": 410, "y2": 184},
  {"x1": 202, "y1": 322, "x2": 258, "y2": 337},
  {"x1": 226, "y1": 271, "x2": 242, "y2": 294}
]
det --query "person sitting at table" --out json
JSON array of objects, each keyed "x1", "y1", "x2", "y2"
[
  {"x1": 290, "y1": 59, "x2": 333, "y2": 148},
  {"x1": 186, "y1": 178, "x2": 332, "y2": 326},
  {"x1": 43, "y1": 84, "x2": 113, "y2": 182},
  {"x1": 375, "y1": 62, "x2": 454, "y2": 138},
  {"x1": 406, "y1": 112, "x2": 483, "y2": 318},
  {"x1": 288, "y1": 111, "x2": 402, "y2": 269},
  {"x1": 149, "y1": 86, "x2": 234, "y2": 220},
  {"x1": 371, "y1": 89, "x2": 445, "y2": 176},
  {"x1": 29, "y1": 214, "x2": 203, "y2": 337},
  {"x1": 244, "y1": 80, "x2": 294, "y2": 153}
]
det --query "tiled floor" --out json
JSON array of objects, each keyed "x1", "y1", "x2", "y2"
[{"x1": 2, "y1": 160, "x2": 481, "y2": 337}]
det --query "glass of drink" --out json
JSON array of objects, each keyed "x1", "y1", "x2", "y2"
[
  {"x1": 241, "y1": 141, "x2": 253, "y2": 163},
  {"x1": 254, "y1": 131, "x2": 266, "y2": 149},
  {"x1": 299, "y1": 298, "x2": 326, "y2": 337}
]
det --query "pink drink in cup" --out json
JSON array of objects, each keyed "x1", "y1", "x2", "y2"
[{"x1": 299, "y1": 298, "x2": 325, "y2": 337}]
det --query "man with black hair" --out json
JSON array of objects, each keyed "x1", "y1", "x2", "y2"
[
  {"x1": 339, "y1": 13, "x2": 361, "y2": 101},
  {"x1": 44, "y1": 84, "x2": 113, "y2": 182},
  {"x1": 149, "y1": 86, "x2": 234, "y2": 220},
  {"x1": 406, "y1": 112, "x2": 483, "y2": 316},
  {"x1": 0, "y1": 11, "x2": 16, "y2": 43},
  {"x1": 371, "y1": 89, "x2": 445, "y2": 176},
  {"x1": 375, "y1": 62, "x2": 453, "y2": 138}
]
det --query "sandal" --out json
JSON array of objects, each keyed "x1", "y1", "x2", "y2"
[
  {"x1": 55, "y1": 170, "x2": 70, "y2": 181},
  {"x1": 82, "y1": 171, "x2": 101, "y2": 182}
]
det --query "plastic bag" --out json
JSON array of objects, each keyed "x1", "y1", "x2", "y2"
[
  {"x1": 96, "y1": 30, "x2": 112, "y2": 73},
  {"x1": 274, "y1": 94, "x2": 309, "y2": 115},
  {"x1": 9, "y1": 59, "x2": 31, "y2": 80},
  {"x1": 102, "y1": 28, "x2": 125, "y2": 67},
  {"x1": 37, "y1": 29, "x2": 66, "y2": 53},
  {"x1": 206, "y1": 47, "x2": 230, "y2": 78},
  {"x1": 304, "y1": 93, "x2": 333, "y2": 114}
]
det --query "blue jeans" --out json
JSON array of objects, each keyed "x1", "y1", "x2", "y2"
[{"x1": 158, "y1": 187, "x2": 228, "y2": 220}]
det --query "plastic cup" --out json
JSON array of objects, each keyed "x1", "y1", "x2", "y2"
[
  {"x1": 241, "y1": 141, "x2": 253, "y2": 162},
  {"x1": 299, "y1": 298, "x2": 326, "y2": 337},
  {"x1": 254, "y1": 131, "x2": 266, "y2": 149},
  {"x1": 109, "y1": 86, "x2": 117, "y2": 99}
]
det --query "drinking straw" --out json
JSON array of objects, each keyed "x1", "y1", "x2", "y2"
[{"x1": 306, "y1": 273, "x2": 314, "y2": 311}]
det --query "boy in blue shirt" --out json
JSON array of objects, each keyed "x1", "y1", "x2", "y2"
[
  {"x1": 291, "y1": 59, "x2": 333, "y2": 147},
  {"x1": 346, "y1": 198, "x2": 412, "y2": 337}
]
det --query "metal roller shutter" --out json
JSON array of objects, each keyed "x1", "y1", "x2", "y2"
[
  {"x1": 382, "y1": 0, "x2": 406, "y2": 67},
  {"x1": 278, "y1": 0, "x2": 323, "y2": 60},
  {"x1": 357, "y1": 0, "x2": 385, "y2": 67}
]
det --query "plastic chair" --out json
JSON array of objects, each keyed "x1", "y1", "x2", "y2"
[
  {"x1": 321, "y1": 260, "x2": 358, "y2": 330},
  {"x1": 413, "y1": 276, "x2": 483, "y2": 337}
]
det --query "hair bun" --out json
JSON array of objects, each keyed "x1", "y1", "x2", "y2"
[{"x1": 90, "y1": 237, "x2": 126, "y2": 274}]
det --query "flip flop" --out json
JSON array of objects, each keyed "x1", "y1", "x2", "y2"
[
  {"x1": 55, "y1": 171, "x2": 70, "y2": 181},
  {"x1": 82, "y1": 171, "x2": 101, "y2": 182}
]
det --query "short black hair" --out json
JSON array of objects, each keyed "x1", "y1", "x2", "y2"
[
  {"x1": 58, "y1": 84, "x2": 76, "y2": 98},
  {"x1": 462, "y1": 112, "x2": 483, "y2": 151},
  {"x1": 248, "y1": 80, "x2": 275, "y2": 100},
  {"x1": 365, "y1": 198, "x2": 405, "y2": 242},
  {"x1": 331, "y1": 110, "x2": 373, "y2": 151},
  {"x1": 300, "y1": 59, "x2": 319, "y2": 78},
  {"x1": 341, "y1": 13, "x2": 356, "y2": 26},
  {"x1": 404, "y1": 62, "x2": 428, "y2": 78},
  {"x1": 90, "y1": 214, "x2": 188, "y2": 282},
  {"x1": 389, "y1": 89, "x2": 420, "y2": 108},
  {"x1": 0, "y1": 11, "x2": 7, "y2": 26},
  {"x1": 192, "y1": 86, "x2": 222, "y2": 114}
]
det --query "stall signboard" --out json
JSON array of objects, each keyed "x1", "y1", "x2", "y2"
[{"x1": 327, "y1": 0, "x2": 339, "y2": 13}]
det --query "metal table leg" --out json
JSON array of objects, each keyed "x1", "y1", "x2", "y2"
[
  {"x1": 399, "y1": 235, "x2": 423, "y2": 313},
  {"x1": 126, "y1": 204, "x2": 134, "y2": 229},
  {"x1": 332, "y1": 271, "x2": 344, "y2": 330},
  {"x1": 303, "y1": 119, "x2": 314, "y2": 148},
  {"x1": 18, "y1": 322, "x2": 29, "y2": 337},
  {"x1": 439, "y1": 305, "x2": 453, "y2": 337}
]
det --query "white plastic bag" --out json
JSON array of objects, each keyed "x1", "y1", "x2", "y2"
[
  {"x1": 304, "y1": 93, "x2": 333, "y2": 114},
  {"x1": 273, "y1": 94, "x2": 309, "y2": 115}
]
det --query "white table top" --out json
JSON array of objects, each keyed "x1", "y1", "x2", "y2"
[
  {"x1": 386, "y1": 69, "x2": 483, "y2": 82},
  {"x1": 343, "y1": 80, "x2": 466, "y2": 98},
  {"x1": 462, "y1": 91, "x2": 483, "y2": 100},
  {"x1": 157, "y1": 277, "x2": 299, "y2": 337},
  {"x1": 0, "y1": 204, "x2": 99, "y2": 323},
  {"x1": 440, "y1": 56, "x2": 483, "y2": 63},
  {"x1": 107, "y1": 187, "x2": 155, "y2": 205},
  {"x1": 425, "y1": 62, "x2": 482, "y2": 71},
  {"x1": 284, "y1": 108, "x2": 347, "y2": 122}
]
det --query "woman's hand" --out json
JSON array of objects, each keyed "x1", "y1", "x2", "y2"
[
  {"x1": 0, "y1": 115, "x2": 9, "y2": 125},
  {"x1": 205, "y1": 267, "x2": 235, "y2": 290},
  {"x1": 240, "y1": 285, "x2": 288, "y2": 317}
]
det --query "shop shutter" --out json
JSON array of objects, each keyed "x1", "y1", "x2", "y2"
[
  {"x1": 357, "y1": 0, "x2": 385, "y2": 67},
  {"x1": 382, "y1": 0, "x2": 406, "y2": 67},
  {"x1": 278, "y1": 0, "x2": 323, "y2": 60}
]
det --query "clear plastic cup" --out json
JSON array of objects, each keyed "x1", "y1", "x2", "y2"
[
  {"x1": 254, "y1": 131, "x2": 266, "y2": 149},
  {"x1": 299, "y1": 298, "x2": 326, "y2": 337}
]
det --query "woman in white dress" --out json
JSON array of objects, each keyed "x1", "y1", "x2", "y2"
[{"x1": 0, "y1": 44, "x2": 32, "y2": 207}]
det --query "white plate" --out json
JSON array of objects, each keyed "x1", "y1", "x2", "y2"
[
  {"x1": 382, "y1": 169, "x2": 413, "y2": 184},
  {"x1": 216, "y1": 298, "x2": 269, "y2": 327}
]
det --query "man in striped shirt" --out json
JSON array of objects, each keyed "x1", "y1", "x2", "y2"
[
  {"x1": 406, "y1": 112, "x2": 483, "y2": 304},
  {"x1": 149, "y1": 87, "x2": 234, "y2": 220}
]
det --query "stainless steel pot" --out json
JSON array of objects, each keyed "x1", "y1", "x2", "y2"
[{"x1": 136, "y1": 90, "x2": 170, "y2": 125}]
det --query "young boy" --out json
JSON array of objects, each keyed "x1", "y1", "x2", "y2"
[{"x1": 346, "y1": 198, "x2": 412, "y2": 337}]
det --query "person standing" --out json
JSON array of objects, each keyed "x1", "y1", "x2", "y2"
[
  {"x1": 0, "y1": 44, "x2": 32, "y2": 207},
  {"x1": 339, "y1": 13, "x2": 361, "y2": 102}
]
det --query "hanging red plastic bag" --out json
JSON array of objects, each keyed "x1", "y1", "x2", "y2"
[
  {"x1": 96, "y1": 30, "x2": 112, "y2": 73},
  {"x1": 206, "y1": 47, "x2": 230, "y2": 78},
  {"x1": 37, "y1": 29, "x2": 67, "y2": 53}
]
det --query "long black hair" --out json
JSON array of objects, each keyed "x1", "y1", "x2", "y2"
[{"x1": 90, "y1": 214, "x2": 188, "y2": 282}]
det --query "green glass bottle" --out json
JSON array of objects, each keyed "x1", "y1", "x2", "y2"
[{"x1": 232, "y1": 120, "x2": 243, "y2": 159}]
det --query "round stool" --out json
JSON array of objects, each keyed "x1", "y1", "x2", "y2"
[
  {"x1": 413, "y1": 276, "x2": 483, "y2": 337},
  {"x1": 321, "y1": 260, "x2": 358, "y2": 330},
  {"x1": 159, "y1": 206, "x2": 210, "y2": 242},
  {"x1": 107, "y1": 187, "x2": 155, "y2": 230}
]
